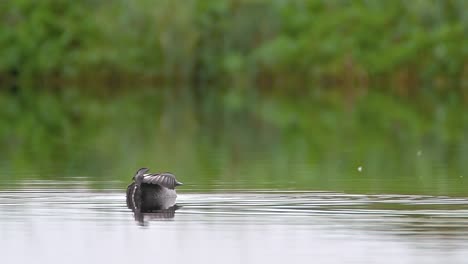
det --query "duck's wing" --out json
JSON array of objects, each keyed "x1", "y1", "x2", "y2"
[{"x1": 142, "y1": 173, "x2": 183, "y2": 189}]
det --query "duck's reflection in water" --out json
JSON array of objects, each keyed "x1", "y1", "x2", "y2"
[{"x1": 126, "y1": 194, "x2": 180, "y2": 225}]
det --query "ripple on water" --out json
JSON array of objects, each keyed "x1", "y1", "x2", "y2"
[{"x1": 1, "y1": 184, "x2": 468, "y2": 264}]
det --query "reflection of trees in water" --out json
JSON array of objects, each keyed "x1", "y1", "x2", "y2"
[{"x1": 126, "y1": 192, "x2": 180, "y2": 226}]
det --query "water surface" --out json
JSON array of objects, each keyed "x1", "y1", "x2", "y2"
[{"x1": 1, "y1": 180, "x2": 468, "y2": 264}]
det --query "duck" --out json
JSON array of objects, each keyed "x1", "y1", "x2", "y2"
[{"x1": 126, "y1": 168, "x2": 183, "y2": 212}]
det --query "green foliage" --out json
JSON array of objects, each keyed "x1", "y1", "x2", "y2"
[
  {"x1": 0, "y1": 0, "x2": 95, "y2": 79},
  {"x1": 0, "y1": 1, "x2": 467, "y2": 195},
  {"x1": 0, "y1": 0, "x2": 466, "y2": 97}
]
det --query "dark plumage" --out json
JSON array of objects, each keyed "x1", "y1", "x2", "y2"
[
  {"x1": 126, "y1": 168, "x2": 183, "y2": 213},
  {"x1": 140, "y1": 172, "x2": 183, "y2": 189}
]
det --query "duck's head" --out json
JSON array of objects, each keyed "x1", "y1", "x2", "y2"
[{"x1": 133, "y1": 168, "x2": 149, "y2": 184}]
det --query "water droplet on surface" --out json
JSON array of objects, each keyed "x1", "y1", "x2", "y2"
[{"x1": 357, "y1": 166, "x2": 362, "y2": 172}]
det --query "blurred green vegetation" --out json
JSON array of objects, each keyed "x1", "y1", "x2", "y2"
[
  {"x1": 1, "y1": 86, "x2": 467, "y2": 195},
  {"x1": 1, "y1": 0, "x2": 467, "y2": 97},
  {"x1": 0, "y1": 1, "x2": 467, "y2": 195}
]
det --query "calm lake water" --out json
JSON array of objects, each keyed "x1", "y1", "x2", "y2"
[{"x1": 2, "y1": 180, "x2": 468, "y2": 264}]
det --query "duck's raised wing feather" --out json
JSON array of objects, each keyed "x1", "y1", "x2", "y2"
[{"x1": 142, "y1": 173, "x2": 183, "y2": 189}]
